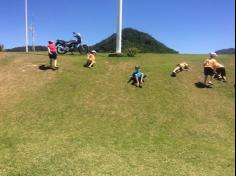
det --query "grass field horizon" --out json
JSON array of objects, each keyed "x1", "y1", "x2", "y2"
[{"x1": 0, "y1": 52, "x2": 235, "y2": 176}]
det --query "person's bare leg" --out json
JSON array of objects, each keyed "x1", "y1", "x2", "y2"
[
  {"x1": 173, "y1": 66, "x2": 180, "y2": 73},
  {"x1": 88, "y1": 61, "x2": 95, "y2": 68},
  {"x1": 52, "y1": 59, "x2": 55, "y2": 68},
  {"x1": 223, "y1": 76, "x2": 227, "y2": 82},
  {"x1": 204, "y1": 76, "x2": 208, "y2": 85},
  {"x1": 222, "y1": 68, "x2": 227, "y2": 82},
  {"x1": 50, "y1": 59, "x2": 52, "y2": 68},
  {"x1": 135, "y1": 75, "x2": 139, "y2": 87},
  {"x1": 55, "y1": 59, "x2": 58, "y2": 67},
  {"x1": 140, "y1": 73, "x2": 144, "y2": 84},
  {"x1": 208, "y1": 76, "x2": 213, "y2": 85}
]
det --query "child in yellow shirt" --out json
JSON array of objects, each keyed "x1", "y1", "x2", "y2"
[
  {"x1": 171, "y1": 62, "x2": 190, "y2": 77},
  {"x1": 203, "y1": 52, "x2": 217, "y2": 86},
  {"x1": 214, "y1": 62, "x2": 227, "y2": 82},
  {"x1": 84, "y1": 50, "x2": 96, "y2": 68}
]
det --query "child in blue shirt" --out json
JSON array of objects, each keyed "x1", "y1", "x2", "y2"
[{"x1": 128, "y1": 65, "x2": 146, "y2": 88}]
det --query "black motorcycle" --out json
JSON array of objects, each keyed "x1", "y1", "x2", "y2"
[{"x1": 55, "y1": 32, "x2": 89, "y2": 55}]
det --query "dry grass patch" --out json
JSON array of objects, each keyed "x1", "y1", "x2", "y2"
[{"x1": 0, "y1": 53, "x2": 57, "y2": 108}]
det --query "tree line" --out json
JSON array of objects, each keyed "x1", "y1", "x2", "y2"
[{"x1": 0, "y1": 43, "x2": 4, "y2": 52}]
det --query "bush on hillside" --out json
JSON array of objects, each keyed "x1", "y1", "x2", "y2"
[{"x1": 125, "y1": 47, "x2": 139, "y2": 57}]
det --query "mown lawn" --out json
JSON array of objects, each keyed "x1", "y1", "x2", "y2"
[{"x1": 0, "y1": 52, "x2": 235, "y2": 176}]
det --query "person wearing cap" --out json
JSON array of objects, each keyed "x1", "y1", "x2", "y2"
[
  {"x1": 85, "y1": 50, "x2": 96, "y2": 68},
  {"x1": 48, "y1": 40, "x2": 58, "y2": 70},
  {"x1": 214, "y1": 62, "x2": 227, "y2": 82},
  {"x1": 128, "y1": 65, "x2": 146, "y2": 88},
  {"x1": 171, "y1": 62, "x2": 190, "y2": 77},
  {"x1": 73, "y1": 32, "x2": 81, "y2": 44},
  {"x1": 203, "y1": 52, "x2": 218, "y2": 86}
]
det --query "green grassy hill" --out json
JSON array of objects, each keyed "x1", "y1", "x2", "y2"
[
  {"x1": 216, "y1": 48, "x2": 235, "y2": 54},
  {"x1": 91, "y1": 28, "x2": 178, "y2": 53},
  {"x1": 0, "y1": 52, "x2": 235, "y2": 176}
]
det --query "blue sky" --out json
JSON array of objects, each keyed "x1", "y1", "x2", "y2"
[{"x1": 0, "y1": 0, "x2": 235, "y2": 53}]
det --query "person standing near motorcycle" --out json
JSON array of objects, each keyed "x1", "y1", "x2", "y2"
[
  {"x1": 48, "y1": 40, "x2": 58, "y2": 70},
  {"x1": 75, "y1": 32, "x2": 81, "y2": 44}
]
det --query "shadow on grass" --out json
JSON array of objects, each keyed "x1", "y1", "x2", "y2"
[
  {"x1": 83, "y1": 62, "x2": 95, "y2": 68},
  {"x1": 194, "y1": 82, "x2": 213, "y2": 89},
  {"x1": 38, "y1": 65, "x2": 51, "y2": 71},
  {"x1": 129, "y1": 82, "x2": 143, "y2": 88},
  {"x1": 127, "y1": 76, "x2": 148, "y2": 89}
]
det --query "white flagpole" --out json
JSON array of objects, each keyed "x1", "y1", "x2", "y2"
[
  {"x1": 25, "y1": 0, "x2": 28, "y2": 52},
  {"x1": 116, "y1": 0, "x2": 123, "y2": 53}
]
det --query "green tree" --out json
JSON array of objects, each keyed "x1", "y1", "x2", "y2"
[{"x1": 0, "y1": 44, "x2": 4, "y2": 52}]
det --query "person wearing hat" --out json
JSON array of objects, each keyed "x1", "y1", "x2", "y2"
[
  {"x1": 214, "y1": 61, "x2": 227, "y2": 82},
  {"x1": 127, "y1": 65, "x2": 146, "y2": 88},
  {"x1": 47, "y1": 40, "x2": 58, "y2": 70},
  {"x1": 171, "y1": 62, "x2": 190, "y2": 77},
  {"x1": 203, "y1": 52, "x2": 218, "y2": 86},
  {"x1": 85, "y1": 50, "x2": 96, "y2": 68}
]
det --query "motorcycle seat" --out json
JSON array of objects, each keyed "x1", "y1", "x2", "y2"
[
  {"x1": 66, "y1": 40, "x2": 76, "y2": 45},
  {"x1": 56, "y1": 40, "x2": 66, "y2": 44}
]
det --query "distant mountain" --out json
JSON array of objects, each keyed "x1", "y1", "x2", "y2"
[
  {"x1": 216, "y1": 48, "x2": 235, "y2": 54},
  {"x1": 91, "y1": 28, "x2": 178, "y2": 53},
  {"x1": 6, "y1": 46, "x2": 47, "y2": 52}
]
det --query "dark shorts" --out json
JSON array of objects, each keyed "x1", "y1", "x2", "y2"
[
  {"x1": 131, "y1": 74, "x2": 146, "y2": 82},
  {"x1": 131, "y1": 73, "x2": 142, "y2": 80},
  {"x1": 216, "y1": 67, "x2": 226, "y2": 77},
  {"x1": 204, "y1": 67, "x2": 214, "y2": 76},
  {"x1": 131, "y1": 77, "x2": 142, "y2": 83},
  {"x1": 49, "y1": 52, "x2": 57, "y2": 59}
]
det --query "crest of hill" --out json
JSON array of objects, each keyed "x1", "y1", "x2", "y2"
[
  {"x1": 91, "y1": 28, "x2": 178, "y2": 53},
  {"x1": 6, "y1": 46, "x2": 47, "y2": 52},
  {"x1": 216, "y1": 48, "x2": 235, "y2": 54}
]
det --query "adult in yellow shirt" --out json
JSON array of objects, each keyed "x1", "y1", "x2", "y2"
[
  {"x1": 85, "y1": 50, "x2": 96, "y2": 68},
  {"x1": 203, "y1": 52, "x2": 217, "y2": 86},
  {"x1": 171, "y1": 62, "x2": 190, "y2": 77},
  {"x1": 214, "y1": 62, "x2": 227, "y2": 82}
]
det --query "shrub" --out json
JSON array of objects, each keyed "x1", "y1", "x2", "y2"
[{"x1": 125, "y1": 48, "x2": 139, "y2": 57}]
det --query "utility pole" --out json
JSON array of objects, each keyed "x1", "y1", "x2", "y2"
[
  {"x1": 25, "y1": 0, "x2": 28, "y2": 52},
  {"x1": 29, "y1": 22, "x2": 36, "y2": 52},
  {"x1": 116, "y1": 0, "x2": 123, "y2": 53}
]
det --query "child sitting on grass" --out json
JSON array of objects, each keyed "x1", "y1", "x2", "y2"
[
  {"x1": 128, "y1": 65, "x2": 146, "y2": 88},
  {"x1": 84, "y1": 50, "x2": 96, "y2": 68},
  {"x1": 171, "y1": 62, "x2": 190, "y2": 77}
]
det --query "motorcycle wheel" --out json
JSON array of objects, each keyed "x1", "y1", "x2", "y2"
[
  {"x1": 79, "y1": 44, "x2": 89, "y2": 55},
  {"x1": 56, "y1": 45, "x2": 67, "y2": 55}
]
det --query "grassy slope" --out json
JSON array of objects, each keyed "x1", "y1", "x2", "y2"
[{"x1": 0, "y1": 52, "x2": 235, "y2": 176}]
